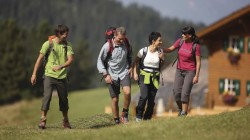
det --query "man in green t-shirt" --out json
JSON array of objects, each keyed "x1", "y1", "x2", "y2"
[{"x1": 31, "y1": 24, "x2": 74, "y2": 129}]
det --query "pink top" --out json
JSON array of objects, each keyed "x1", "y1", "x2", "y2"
[{"x1": 173, "y1": 39, "x2": 201, "y2": 71}]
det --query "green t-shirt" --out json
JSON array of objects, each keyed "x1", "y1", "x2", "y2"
[{"x1": 40, "y1": 40, "x2": 74, "y2": 79}]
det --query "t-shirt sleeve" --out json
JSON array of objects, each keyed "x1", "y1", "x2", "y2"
[
  {"x1": 137, "y1": 47, "x2": 145, "y2": 58},
  {"x1": 173, "y1": 39, "x2": 182, "y2": 49},
  {"x1": 195, "y1": 44, "x2": 201, "y2": 56},
  {"x1": 66, "y1": 42, "x2": 74, "y2": 55},
  {"x1": 40, "y1": 41, "x2": 50, "y2": 55}
]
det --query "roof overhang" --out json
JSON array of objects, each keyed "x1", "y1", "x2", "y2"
[{"x1": 197, "y1": 5, "x2": 250, "y2": 39}]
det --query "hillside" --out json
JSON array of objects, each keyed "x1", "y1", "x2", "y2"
[{"x1": 0, "y1": 87, "x2": 249, "y2": 140}]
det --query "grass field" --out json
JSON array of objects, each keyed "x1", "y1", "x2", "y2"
[{"x1": 0, "y1": 85, "x2": 249, "y2": 140}]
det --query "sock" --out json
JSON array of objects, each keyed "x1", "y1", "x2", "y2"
[
  {"x1": 181, "y1": 111, "x2": 187, "y2": 115},
  {"x1": 114, "y1": 117, "x2": 120, "y2": 121},
  {"x1": 122, "y1": 108, "x2": 129, "y2": 112}
]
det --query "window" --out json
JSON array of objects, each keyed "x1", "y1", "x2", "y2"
[
  {"x1": 224, "y1": 36, "x2": 244, "y2": 53},
  {"x1": 219, "y1": 78, "x2": 240, "y2": 96}
]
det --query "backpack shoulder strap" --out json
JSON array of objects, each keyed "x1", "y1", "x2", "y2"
[
  {"x1": 43, "y1": 38, "x2": 54, "y2": 66},
  {"x1": 192, "y1": 43, "x2": 197, "y2": 64},
  {"x1": 192, "y1": 43, "x2": 197, "y2": 55},
  {"x1": 107, "y1": 39, "x2": 114, "y2": 57},
  {"x1": 172, "y1": 38, "x2": 184, "y2": 67},
  {"x1": 142, "y1": 46, "x2": 148, "y2": 60},
  {"x1": 124, "y1": 38, "x2": 131, "y2": 50},
  {"x1": 178, "y1": 39, "x2": 184, "y2": 51},
  {"x1": 124, "y1": 38, "x2": 132, "y2": 67},
  {"x1": 139, "y1": 47, "x2": 148, "y2": 69}
]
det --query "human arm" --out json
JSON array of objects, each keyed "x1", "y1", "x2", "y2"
[
  {"x1": 97, "y1": 43, "x2": 112, "y2": 84},
  {"x1": 162, "y1": 45, "x2": 176, "y2": 53},
  {"x1": 52, "y1": 54, "x2": 74, "y2": 71},
  {"x1": 133, "y1": 56, "x2": 140, "y2": 81},
  {"x1": 128, "y1": 45, "x2": 133, "y2": 78},
  {"x1": 31, "y1": 53, "x2": 44, "y2": 85},
  {"x1": 193, "y1": 55, "x2": 201, "y2": 84},
  {"x1": 159, "y1": 49, "x2": 165, "y2": 69}
]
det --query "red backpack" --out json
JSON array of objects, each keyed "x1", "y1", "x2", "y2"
[{"x1": 103, "y1": 27, "x2": 132, "y2": 69}]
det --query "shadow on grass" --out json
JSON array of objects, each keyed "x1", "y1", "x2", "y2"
[{"x1": 50, "y1": 114, "x2": 115, "y2": 129}]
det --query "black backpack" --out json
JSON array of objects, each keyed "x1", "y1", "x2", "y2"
[
  {"x1": 139, "y1": 47, "x2": 163, "y2": 71},
  {"x1": 138, "y1": 46, "x2": 164, "y2": 86},
  {"x1": 172, "y1": 38, "x2": 197, "y2": 67},
  {"x1": 40, "y1": 36, "x2": 67, "y2": 79}
]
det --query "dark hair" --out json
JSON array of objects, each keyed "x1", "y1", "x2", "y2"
[
  {"x1": 148, "y1": 32, "x2": 161, "y2": 44},
  {"x1": 54, "y1": 24, "x2": 69, "y2": 36},
  {"x1": 182, "y1": 26, "x2": 199, "y2": 44}
]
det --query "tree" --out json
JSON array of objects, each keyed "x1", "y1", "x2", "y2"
[{"x1": 0, "y1": 19, "x2": 26, "y2": 104}]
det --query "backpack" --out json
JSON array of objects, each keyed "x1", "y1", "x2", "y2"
[
  {"x1": 103, "y1": 27, "x2": 132, "y2": 69},
  {"x1": 139, "y1": 47, "x2": 163, "y2": 71},
  {"x1": 138, "y1": 47, "x2": 164, "y2": 86},
  {"x1": 41, "y1": 35, "x2": 68, "y2": 78},
  {"x1": 172, "y1": 38, "x2": 197, "y2": 67}
]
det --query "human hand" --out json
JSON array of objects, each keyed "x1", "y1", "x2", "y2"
[
  {"x1": 31, "y1": 75, "x2": 36, "y2": 85},
  {"x1": 128, "y1": 68, "x2": 133, "y2": 78},
  {"x1": 52, "y1": 65, "x2": 63, "y2": 71},
  {"x1": 193, "y1": 76, "x2": 198, "y2": 84},
  {"x1": 134, "y1": 73, "x2": 138, "y2": 81},
  {"x1": 159, "y1": 51, "x2": 165, "y2": 60},
  {"x1": 105, "y1": 75, "x2": 113, "y2": 84}
]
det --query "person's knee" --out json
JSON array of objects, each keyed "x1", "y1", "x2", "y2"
[
  {"x1": 112, "y1": 97, "x2": 119, "y2": 103},
  {"x1": 123, "y1": 87, "x2": 131, "y2": 96},
  {"x1": 173, "y1": 90, "x2": 181, "y2": 101}
]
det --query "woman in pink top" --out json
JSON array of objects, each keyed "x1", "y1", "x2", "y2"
[{"x1": 163, "y1": 26, "x2": 201, "y2": 116}]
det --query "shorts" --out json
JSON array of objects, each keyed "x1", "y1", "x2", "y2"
[{"x1": 108, "y1": 74, "x2": 131, "y2": 98}]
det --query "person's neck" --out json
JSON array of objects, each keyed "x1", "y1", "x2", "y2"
[
  {"x1": 149, "y1": 45, "x2": 157, "y2": 52},
  {"x1": 184, "y1": 38, "x2": 192, "y2": 43},
  {"x1": 55, "y1": 37, "x2": 66, "y2": 44}
]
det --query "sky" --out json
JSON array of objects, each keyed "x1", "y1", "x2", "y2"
[{"x1": 117, "y1": 0, "x2": 250, "y2": 25}]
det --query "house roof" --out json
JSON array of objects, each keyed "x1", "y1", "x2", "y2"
[{"x1": 197, "y1": 4, "x2": 250, "y2": 39}]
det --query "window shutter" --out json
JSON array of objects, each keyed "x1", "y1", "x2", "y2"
[
  {"x1": 248, "y1": 38, "x2": 250, "y2": 53},
  {"x1": 247, "y1": 81, "x2": 250, "y2": 96},
  {"x1": 237, "y1": 38, "x2": 244, "y2": 53},
  {"x1": 223, "y1": 39, "x2": 228, "y2": 51},
  {"x1": 234, "y1": 80, "x2": 240, "y2": 96},
  {"x1": 219, "y1": 79, "x2": 225, "y2": 94}
]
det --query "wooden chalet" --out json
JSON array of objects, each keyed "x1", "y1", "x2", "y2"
[{"x1": 197, "y1": 5, "x2": 250, "y2": 108}]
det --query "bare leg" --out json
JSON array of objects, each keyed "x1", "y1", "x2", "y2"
[
  {"x1": 122, "y1": 86, "x2": 131, "y2": 109},
  {"x1": 111, "y1": 96, "x2": 119, "y2": 118},
  {"x1": 182, "y1": 102, "x2": 189, "y2": 114},
  {"x1": 41, "y1": 110, "x2": 48, "y2": 118}
]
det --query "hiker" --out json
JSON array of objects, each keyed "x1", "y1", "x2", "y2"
[
  {"x1": 162, "y1": 26, "x2": 201, "y2": 116},
  {"x1": 97, "y1": 27, "x2": 132, "y2": 124},
  {"x1": 133, "y1": 32, "x2": 165, "y2": 122},
  {"x1": 31, "y1": 24, "x2": 74, "y2": 129}
]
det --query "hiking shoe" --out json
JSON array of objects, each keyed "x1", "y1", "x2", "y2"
[
  {"x1": 63, "y1": 118, "x2": 71, "y2": 129},
  {"x1": 121, "y1": 111, "x2": 129, "y2": 123},
  {"x1": 38, "y1": 117, "x2": 46, "y2": 129},
  {"x1": 135, "y1": 118, "x2": 142, "y2": 122},
  {"x1": 177, "y1": 109, "x2": 182, "y2": 116},
  {"x1": 114, "y1": 118, "x2": 120, "y2": 124},
  {"x1": 179, "y1": 111, "x2": 187, "y2": 117}
]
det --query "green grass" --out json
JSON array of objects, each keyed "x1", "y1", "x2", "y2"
[{"x1": 0, "y1": 85, "x2": 250, "y2": 140}]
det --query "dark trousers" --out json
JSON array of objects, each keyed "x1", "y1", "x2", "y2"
[
  {"x1": 173, "y1": 69, "x2": 195, "y2": 103},
  {"x1": 136, "y1": 75, "x2": 158, "y2": 120},
  {"x1": 41, "y1": 76, "x2": 69, "y2": 112}
]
